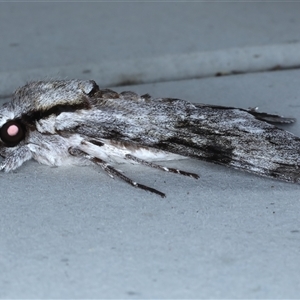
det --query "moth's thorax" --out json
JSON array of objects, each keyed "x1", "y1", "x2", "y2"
[{"x1": 13, "y1": 80, "x2": 96, "y2": 108}]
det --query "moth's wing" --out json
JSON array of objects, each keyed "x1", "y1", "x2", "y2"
[
  {"x1": 55, "y1": 92, "x2": 300, "y2": 184},
  {"x1": 194, "y1": 103, "x2": 296, "y2": 124},
  {"x1": 154, "y1": 105, "x2": 300, "y2": 183},
  {"x1": 246, "y1": 110, "x2": 296, "y2": 124}
]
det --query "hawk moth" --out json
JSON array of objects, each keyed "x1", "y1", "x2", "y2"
[{"x1": 0, "y1": 79, "x2": 299, "y2": 197}]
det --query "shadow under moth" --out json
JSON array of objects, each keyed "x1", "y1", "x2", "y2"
[{"x1": 0, "y1": 79, "x2": 299, "y2": 197}]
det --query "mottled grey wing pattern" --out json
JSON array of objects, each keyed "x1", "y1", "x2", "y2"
[{"x1": 55, "y1": 86, "x2": 300, "y2": 184}]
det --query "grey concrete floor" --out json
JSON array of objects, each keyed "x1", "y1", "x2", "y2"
[{"x1": 1, "y1": 2, "x2": 300, "y2": 299}]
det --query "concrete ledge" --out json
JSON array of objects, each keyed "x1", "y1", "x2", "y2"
[{"x1": 1, "y1": 42, "x2": 300, "y2": 96}]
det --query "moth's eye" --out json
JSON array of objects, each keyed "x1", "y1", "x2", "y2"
[{"x1": 0, "y1": 120, "x2": 25, "y2": 147}]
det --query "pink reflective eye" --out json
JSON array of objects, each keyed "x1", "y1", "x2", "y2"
[
  {"x1": 7, "y1": 124, "x2": 19, "y2": 136},
  {"x1": 0, "y1": 120, "x2": 25, "y2": 147}
]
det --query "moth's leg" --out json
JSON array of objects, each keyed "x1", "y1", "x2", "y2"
[
  {"x1": 125, "y1": 154, "x2": 199, "y2": 179},
  {"x1": 92, "y1": 157, "x2": 166, "y2": 198},
  {"x1": 0, "y1": 146, "x2": 32, "y2": 172},
  {"x1": 68, "y1": 147, "x2": 166, "y2": 198}
]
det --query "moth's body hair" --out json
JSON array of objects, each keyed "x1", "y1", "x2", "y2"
[
  {"x1": 0, "y1": 79, "x2": 299, "y2": 197},
  {"x1": 1, "y1": 130, "x2": 184, "y2": 168}
]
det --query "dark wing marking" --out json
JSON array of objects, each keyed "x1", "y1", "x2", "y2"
[{"x1": 194, "y1": 103, "x2": 296, "y2": 124}]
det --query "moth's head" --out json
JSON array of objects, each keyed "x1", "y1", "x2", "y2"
[
  {"x1": 0, "y1": 79, "x2": 99, "y2": 149},
  {"x1": 0, "y1": 104, "x2": 26, "y2": 148}
]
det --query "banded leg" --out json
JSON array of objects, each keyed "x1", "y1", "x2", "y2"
[
  {"x1": 68, "y1": 147, "x2": 166, "y2": 198},
  {"x1": 125, "y1": 154, "x2": 199, "y2": 179}
]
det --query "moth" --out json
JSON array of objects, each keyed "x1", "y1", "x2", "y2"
[{"x1": 0, "y1": 79, "x2": 299, "y2": 197}]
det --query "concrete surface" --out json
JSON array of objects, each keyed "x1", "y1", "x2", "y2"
[
  {"x1": 1, "y1": 1, "x2": 300, "y2": 94},
  {"x1": 1, "y1": 2, "x2": 300, "y2": 299},
  {"x1": 1, "y1": 1, "x2": 300, "y2": 72}
]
